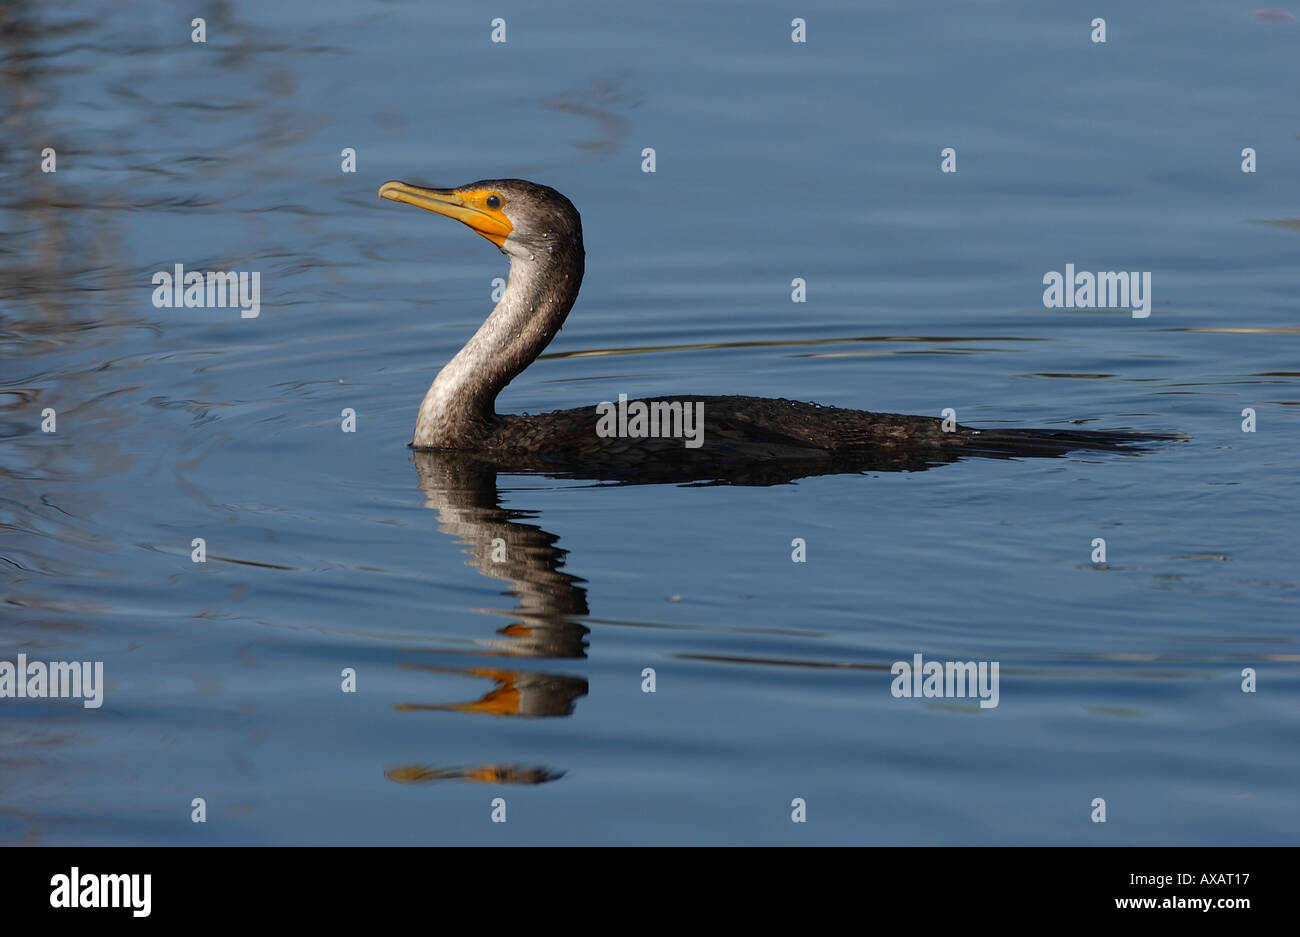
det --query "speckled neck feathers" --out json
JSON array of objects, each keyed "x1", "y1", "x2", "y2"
[{"x1": 413, "y1": 205, "x2": 584, "y2": 449}]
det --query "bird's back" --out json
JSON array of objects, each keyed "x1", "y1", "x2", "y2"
[{"x1": 447, "y1": 396, "x2": 1178, "y2": 485}]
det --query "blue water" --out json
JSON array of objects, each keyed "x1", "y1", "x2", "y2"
[{"x1": 1, "y1": 0, "x2": 1296, "y2": 844}]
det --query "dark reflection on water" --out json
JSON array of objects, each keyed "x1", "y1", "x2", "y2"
[
  {"x1": 412, "y1": 454, "x2": 590, "y2": 647},
  {"x1": 396, "y1": 427, "x2": 1168, "y2": 723}
]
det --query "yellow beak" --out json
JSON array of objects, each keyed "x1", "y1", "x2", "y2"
[{"x1": 378, "y1": 180, "x2": 513, "y2": 249}]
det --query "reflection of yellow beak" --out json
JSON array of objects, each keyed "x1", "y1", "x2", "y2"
[
  {"x1": 378, "y1": 180, "x2": 513, "y2": 248},
  {"x1": 384, "y1": 764, "x2": 562, "y2": 785},
  {"x1": 394, "y1": 667, "x2": 524, "y2": 716},
  {"x1": 443, "y1": 676, "x2": 522, "y2": 717}
]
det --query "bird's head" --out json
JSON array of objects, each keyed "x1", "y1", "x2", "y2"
[{"x1": 378, "y1": 178, "x2": 582, "y2": 261}]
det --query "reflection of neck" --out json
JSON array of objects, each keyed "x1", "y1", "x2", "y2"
[
  {"x1": 413, "y1": 244, "x2": 584, "y2": 448},
  {"x1": 413, "y1": 451, "x2": 590, "y2": 657}
]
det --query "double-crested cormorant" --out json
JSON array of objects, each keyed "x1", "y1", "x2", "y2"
[{"x1": 379, "y1": 178, "x2": 1176, "y2": 481}]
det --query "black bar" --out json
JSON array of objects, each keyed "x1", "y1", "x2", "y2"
[{"x1": 1, "y1": 846, "x2": 1281, "y2": 923}]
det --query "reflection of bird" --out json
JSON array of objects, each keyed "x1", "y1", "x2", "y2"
[
  {"x1": 412, "y1": 450, "x2": 589, "y2": 655},
  {"x1": 380, "y1": 179, "x2": 1176, "y2": 481}
]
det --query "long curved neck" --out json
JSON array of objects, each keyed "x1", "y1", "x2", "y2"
[{"x1": 414, "y1": 241, "x2": 584, "y2": 448}]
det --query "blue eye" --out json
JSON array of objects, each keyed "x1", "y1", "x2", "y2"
[{"x1": 486, "y1": 194, "x2": 502, "y2": 209}]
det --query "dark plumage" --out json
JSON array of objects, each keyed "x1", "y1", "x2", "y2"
[
  {"x1": 380, "y1": 178, "x2": 1180, "y2": 484},
  {"x1": 480, "y1": 397, "x2": 1178, "y2": 484}
]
